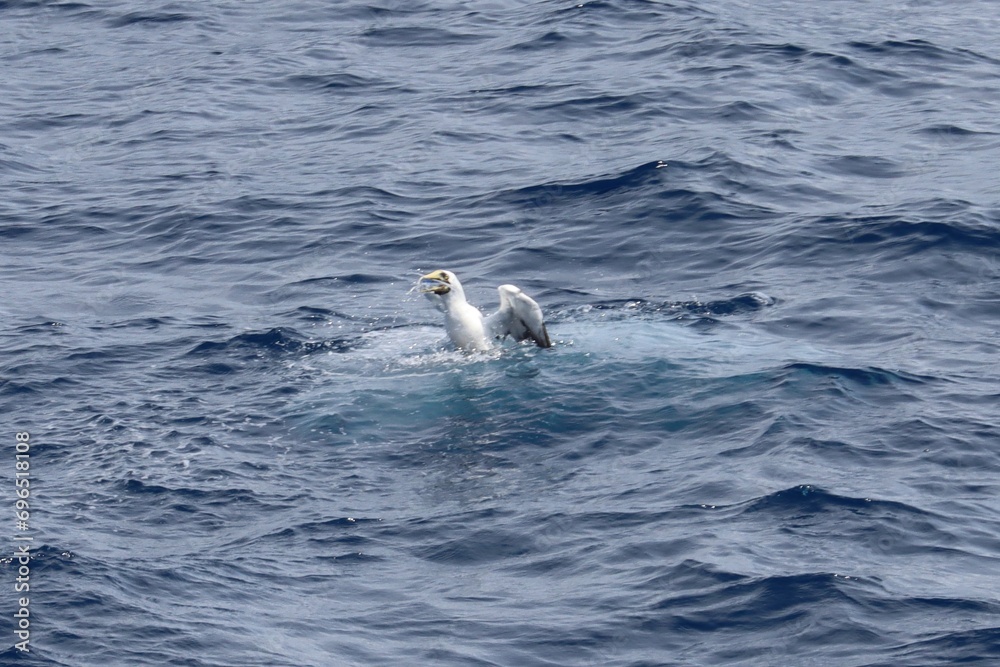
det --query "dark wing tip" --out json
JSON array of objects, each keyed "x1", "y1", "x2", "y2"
[{"x1": 534, "y1": 324, "x2": 552, "y2": 348}]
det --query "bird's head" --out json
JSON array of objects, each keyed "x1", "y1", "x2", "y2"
[{"x1": 418, "y1": 269, "x2": 464, "y2": 295}]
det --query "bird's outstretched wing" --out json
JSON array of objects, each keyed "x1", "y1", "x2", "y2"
[{"x1": 486, "y1": 284, "x2": 552, "y2": 348}]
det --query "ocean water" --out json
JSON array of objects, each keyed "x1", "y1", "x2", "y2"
[{"x1": 2, "y1": 0, "x2": 999, "y2": 665}]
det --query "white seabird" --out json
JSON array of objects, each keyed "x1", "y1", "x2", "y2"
[{"x1": 417, "y1": 269, "x2": 552, "y2": 352}]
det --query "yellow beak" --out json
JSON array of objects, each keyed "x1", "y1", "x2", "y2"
[{"x1": 419, "y1": 271, "x2": 450, "y2": 294}]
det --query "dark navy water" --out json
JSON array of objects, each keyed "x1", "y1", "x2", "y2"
[{"x1": 3, "y1": 1, "x2": 1000, "y2": 665}]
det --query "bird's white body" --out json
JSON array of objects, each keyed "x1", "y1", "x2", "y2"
[
  {"x1": 418, "y1": 270, "x2": 551, "y2": 352},
  {"x1": 442, "y1": 297, "x2": 490, "y2": 351}
]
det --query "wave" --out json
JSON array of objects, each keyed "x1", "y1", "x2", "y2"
[
  {"x1": 186, "y1": 327, "x2": 353, "y2": 358},
  {"x1": 107, "y1": 12, "x2": 194, "y2": 28},
  {"x1": 735, "y1": 485, "x2": 927, "y2": 518},
  {"x1": 777, "y1": 362, "x2": 936, "y2": 387}
]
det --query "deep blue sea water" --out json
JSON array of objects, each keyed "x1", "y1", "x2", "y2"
[{"x1": 2, "y1": 1, "x2": 999, "y2": 665}]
